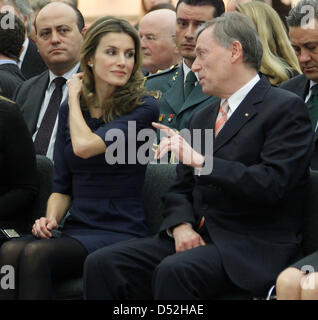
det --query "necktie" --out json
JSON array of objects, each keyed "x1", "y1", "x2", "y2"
[
  {"x1": 307, "y1": 84, "x2": 318, "y2": 131},
  {"x1": 214, "y1": 100, "x2": 229, "y2": 137},
  {"x1": 33, "y1": 77, "x2": 66, "y2": 155},
  {"x1": 184, "y1": 71, "x2": 197, "y2": 99}
]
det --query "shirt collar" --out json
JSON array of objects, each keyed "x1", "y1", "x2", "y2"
[
  {"x1": 310, "y1": 80, "x2": 318, "y2": 90},
  {"x1": 48, "y1": 62, "x2": 80, "y2": 89},
  {"x1": 182, "y1": 59, "x2": 199, "y2": 84},
  {"x1": 0, "y1": 59, "x2": 17, "y2": 66},
  {"x1": 222, "y1": 74, "x2": 260, "y2": 115},
  {"x1": 18, "y1": 37, "x2": 29, "y2": 68}
]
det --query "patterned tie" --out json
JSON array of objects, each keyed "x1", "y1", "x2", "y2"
[
  {"x1": 307, "y1": 84, "x2": 318, "y2": 131},
  {"x1": 214, "y1": 100, "x2": 229, "y2": 137},
  {"x1": 33, "y1": 77, "x2": 66, "y2": 155},
  {"x1": 184, "y1": 71, "x2": 197, "y2": 99}
]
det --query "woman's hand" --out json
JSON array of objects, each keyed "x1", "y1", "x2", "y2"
[
  {"x1": 32, "y1": 217, "x2": 59, "y2": 239},
  {"x1": 67, "y1": 72, "x2": 84, "y2": 102}
]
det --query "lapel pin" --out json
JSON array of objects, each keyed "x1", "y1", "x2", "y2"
[
  {"x1": 245, "y1": 113, "x2": 249, "y2": 117},
  {"x1": 154, "y1": 90, "x2": 162, "y2": 100},
  {"x1": 167, "y1": 114, "x2": 175, "y2": 123},
  {"x1": 158, "y1": 114, "x2": 165, "y2": 122}
]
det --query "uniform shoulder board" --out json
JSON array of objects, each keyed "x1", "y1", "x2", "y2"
[{"x1": 146, "y1": 64, "x2": 179, "y2": 79}]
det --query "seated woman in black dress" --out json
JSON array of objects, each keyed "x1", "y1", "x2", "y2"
[
  {"x1": 0, "y1": 17, "x2": 159, "y2": 300},
  {"x1": 0, "y1": 96, "x2": 38, "y2": 233}
]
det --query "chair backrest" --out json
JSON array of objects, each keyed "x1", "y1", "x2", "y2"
[
  {"x1": 302, "y1": 170, "x2": 318, "y2": 255},
  {"x1": 142, "y1": 163, "x2": 177, "y2": 234},
  {"x1": 27, "y1": 155, "x2": 53, "y2": 228}
]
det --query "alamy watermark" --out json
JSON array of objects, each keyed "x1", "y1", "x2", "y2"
[
  {"x1": 300, "y1": 5, "x2": 316, "y2": 29},
  {"x1": 0, "y1": 6, "x2": 15, "y2": 30},
  {"x1": 0, "y1": 265, "x2": 14, "y2": 290},
  {"x1": 103, "y1": 123, "x2": 214, "y2": 175},
  {"x1": 300, "y1": 265, "x2": 316, "y2": 290}
]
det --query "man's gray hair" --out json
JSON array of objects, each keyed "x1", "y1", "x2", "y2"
[
  {"x1": 196, "y1": 12, "x2": 263, "y2": 71},
  {"x1": 1, "y1": 0, "x2": 33, "y2": 33},
  {"x1": 286, "y1": 0, "x2": 318, "y2": 27}
]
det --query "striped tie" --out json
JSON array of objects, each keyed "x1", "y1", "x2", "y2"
[{"x1": 214, "y1": 100, "x2": 229, "y2": 137}]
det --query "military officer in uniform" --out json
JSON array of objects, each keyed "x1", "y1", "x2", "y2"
[{"x1": 145, "y1": 0, "x2": 225, "y2": 133}]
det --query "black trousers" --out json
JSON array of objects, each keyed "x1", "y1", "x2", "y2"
[{"x1": 84, "y1": 228, "x2": 245, "y2": 300}]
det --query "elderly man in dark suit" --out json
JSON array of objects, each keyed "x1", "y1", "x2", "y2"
[
  {"x1": 13, "y1": 2, "x2": 85, "y2": 160},
  {"x1": 279, "y1": 0, "x2": 318, "y2": 170},
  {"x1": 0, "y1": 13, "x2": 25, "y2": 99},
  {"x1": 83, "y1": 12, "x2": 313, "y2": 300}
]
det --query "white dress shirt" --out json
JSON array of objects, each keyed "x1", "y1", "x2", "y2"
[
  {"x1": 32, "y1": 62, "x2": 80, "y2": 161},
  {"x1": 221, "y1": 73, "x2": 260, "y2": 120},
  {"x1": 18, "y1": 37, "x2": 29, "y2": 69}
]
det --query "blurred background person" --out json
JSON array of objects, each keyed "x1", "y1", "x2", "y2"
[
  {"x1": 236, "y1": 1, "x2": 301, "y2": 86},
  {"x1": 139, "y1": 9, "x2": 181, "y2": 75},
  {"x1": 29, "y1": 0, "x2": 49, "y2": 43},
  {"x1": 50, "y1": 0, "x2": 78, "y2": 7},
  {"x1": 0, "y1": 95, "x2": 38, "y2": 236},
  {"x1": 0, "y1": 0, "x2": 47, "y2": 79},
  {"x1": 141, "y1": 0, "x2": 174, "y2": 15},
  {"x1": 280, "y1": 0, "x2": 318, "y2": 168},
  {"x1": 136, "y1": 0, "x2": 174, "y2": 29},
  {"x1": 0, "y1": 13, "x2": 26, "y2": 99},
  {"x1": 226, "y1": 0, "x2": 253, "y2": 11}
]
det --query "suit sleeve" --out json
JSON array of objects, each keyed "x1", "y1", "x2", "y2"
[
  {"x1": 160, "y1": 163, "x2": 198, "y2": 232},
  {"x1": 12, "y1": 82, "x2": 22, "y2": 105},
  {"x1": 0, "y1": 102, "x2": 38, "y2": 220}
]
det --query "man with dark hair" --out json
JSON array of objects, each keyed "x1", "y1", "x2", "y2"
[
  {"x1": 145, "y1": 0, "x2": 224, "y2": 133},
  {"x1": 0, "y1": 0, "x2": 47, "y2": 79},
  {"x1": 83, "y1": 12, "x2": 313, "y2": 300},
  {"x1": 280, "y1": 0, "x2": 318, "y2": 169},
  {"x1": 0, "y1": 13, "x2": 25, "y2": 98},
  {"x1": 13, "y1": 1, "x2": 85, "y2": 160}
]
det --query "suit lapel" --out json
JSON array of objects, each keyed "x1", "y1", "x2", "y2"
[
  {"x1": 298, "y1": 75, "x2": 310, "y2": 100},
  {"x1": 164, "y1": 66, "x2": 185, "y2": 114},
  {"x1": 179, "y1": 83, "x2": 212, "y2": 114},
  {"x1": 214, "y1": 76, "x2": 269, "y2": 153},
  {"x1": 23, "y1": 71, "x2": 50, "y2": 134}
]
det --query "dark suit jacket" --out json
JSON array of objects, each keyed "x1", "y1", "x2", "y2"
[
  {"x1": 21, "y1": 39, "x2": 47, "y2": 80},
  {"x1": 280, "y1": 74, "x2": 309, "y2": 99},
  {"x1": 160, "y1": 76, "x2": 314, "y2": 295},
  {"x1": 0, "y1": 99, "x2": 38, "y2": 232},
  {"x1": 280, "y1": 74, "x2": 318, "y2": 169},
  {"x1": 0, "y1": 63, "x2": 25, "y2": 99},
  {"x1": 13, "y1": 70, "x2": 50, "y2": 135}
]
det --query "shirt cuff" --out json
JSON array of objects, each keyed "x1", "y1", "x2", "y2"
[{"x1": 166, "y1": 222, "x2": 193, "y2": 238}]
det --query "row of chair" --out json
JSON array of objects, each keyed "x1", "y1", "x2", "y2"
[{"x1": 23, "y1": 156, "x2": 318, "y2": 299}]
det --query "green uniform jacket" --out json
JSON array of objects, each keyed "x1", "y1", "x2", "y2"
[{"x1": 145, "y1": 65, "x2": 218, "y2": 132}]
